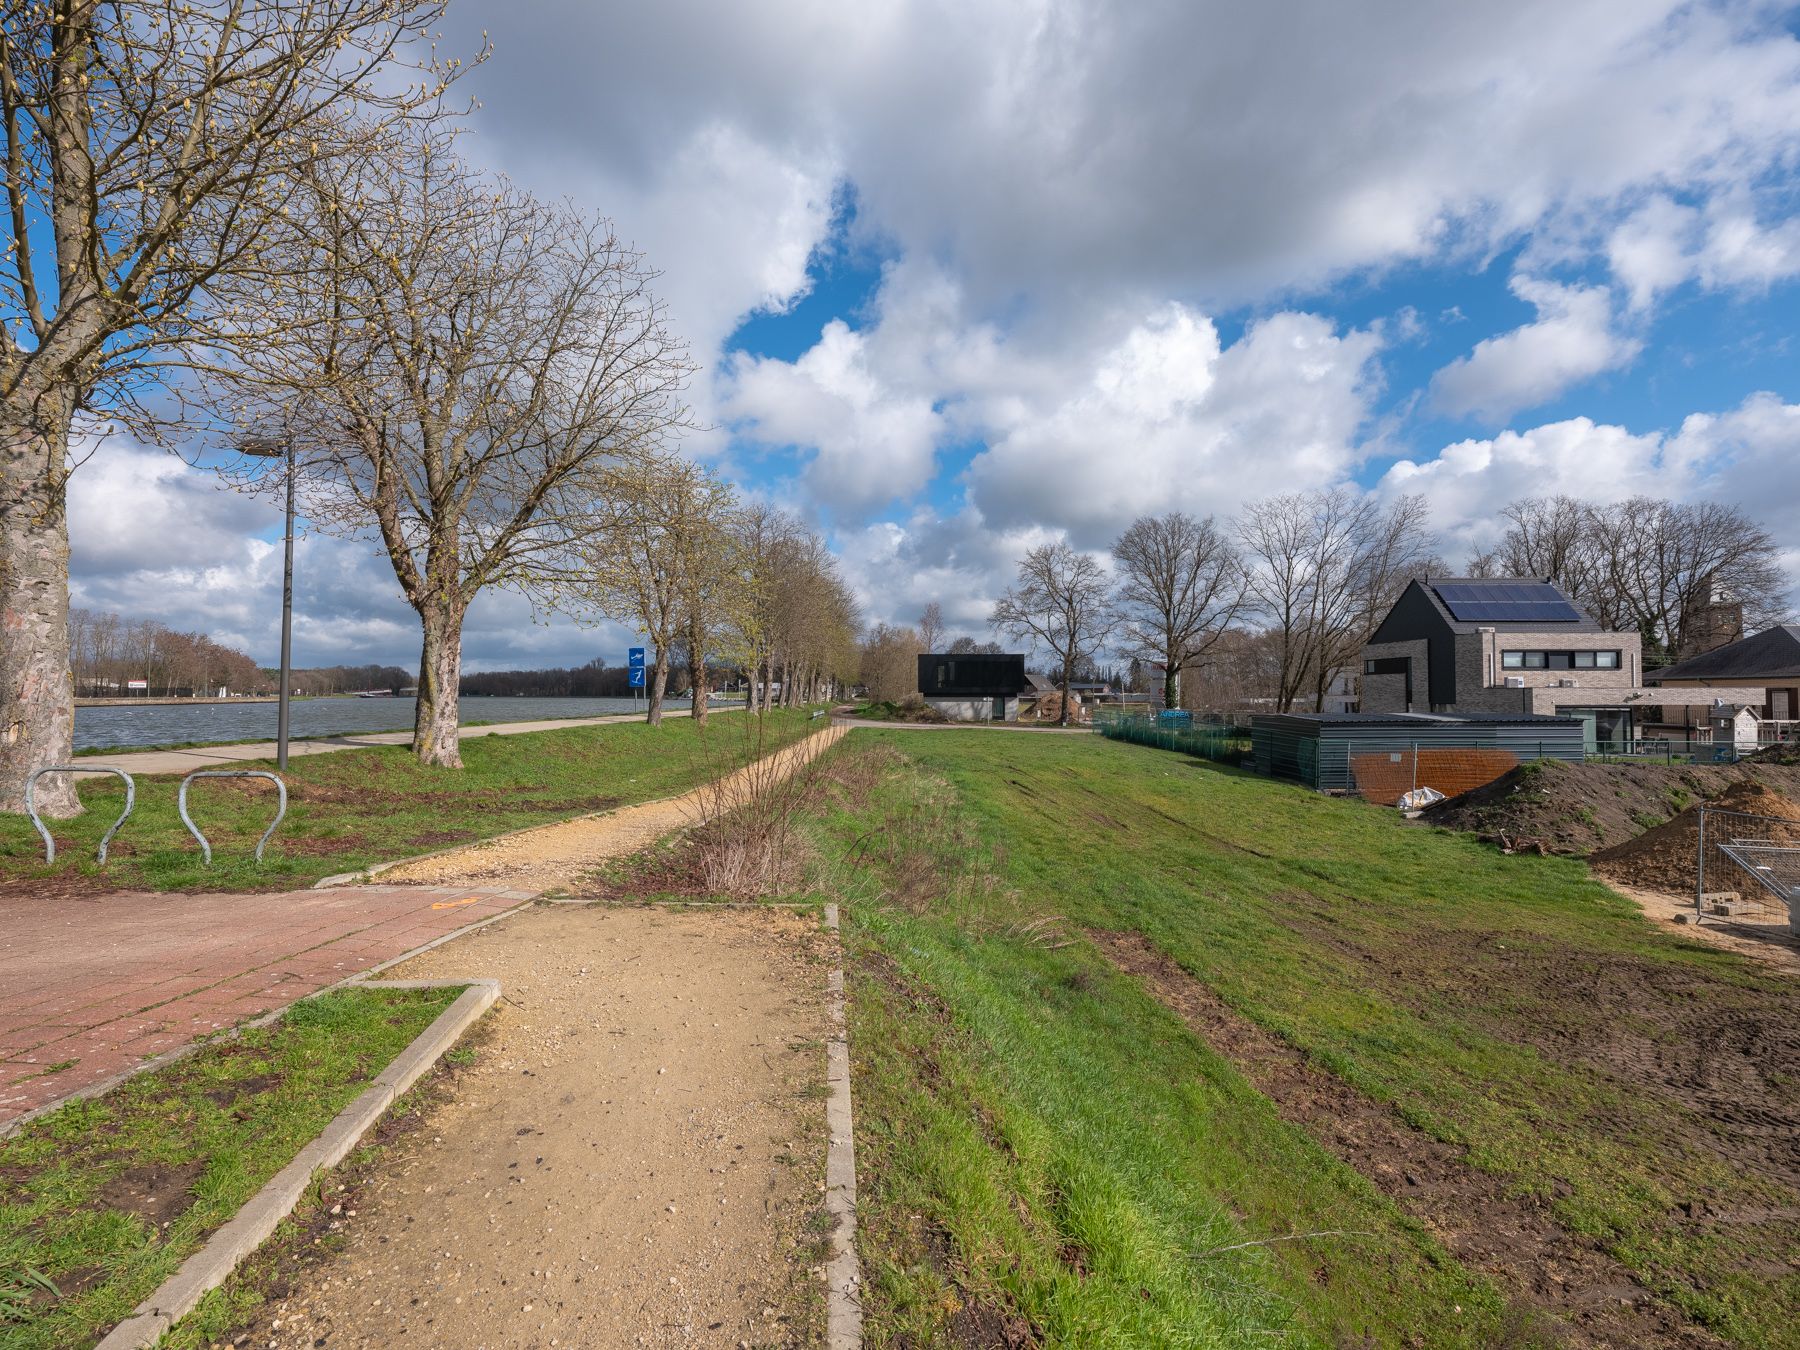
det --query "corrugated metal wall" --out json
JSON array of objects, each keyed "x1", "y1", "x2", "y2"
[{"x1": 1251, "y1": 715, "x2": 1584, "y2": 791}]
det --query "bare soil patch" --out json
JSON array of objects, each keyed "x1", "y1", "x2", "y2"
[
  {"x1": 96, "y1": 1157, "x2": 207, "y2": 1228},
  {"x1": 1421, "y1": 759, "x2": 1800, "y2": 855},
  {"x1": 223, "y1": 903, "x2": 831, "y2": 1350},
  {"x1": 1606, "y1": 880, "x2": 1800, "y2": 976},
  {"x1": 1269, "y1": 893, "x2": 1800, "y2": 1191},
  {"x1": 1090, "y1": 929, "x2": 1719, "y2": 1348},
  {"x1": 1591, "y1": 780, "x2": 1800, "y2": 893}
]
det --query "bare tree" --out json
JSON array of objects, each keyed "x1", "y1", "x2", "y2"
[
  {"x1": 858, "y1": 623, "x2": 922, "y2": 702},
  {"x1": 918, "y1": 602, "x2": 945, "y2": 653},
  {"x1": 1591, "y1": 497, "x2": 1788, "y2": 662},
  {"x1": 586, "y1": 456, "x2": 735, "y2": 725},
  {"x1": 206, "y1": 133, "x2": 691, "y2": 765},
  {"x1": 718, "y1": 507, "x2": 857, "y2": 711},
  {"x1": 1472, "y1": 496, "x2": 1610, "y2": 620},
  {"x1": 1112, "y1": 512, "x2": 1248, "y2": 710},
  {"x1": 1239, "y1": 489, "x2": 1436, "y2": 712},
  {"x1": 0, "y1": 0, "x2": 469, "y2": 813},
  {"x1": 991, "y1": 542, "x2": 1115, "y2": 726},
  {"x1": 1474, "y1": 494, "x2": 1788, "y2": 659},
  {"x1": 947, "y1": 635, "x2": 1003, "y2": 655}
]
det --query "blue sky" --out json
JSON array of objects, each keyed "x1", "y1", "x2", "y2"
[{"x1": 65, "y1": 0, "x2": 1800, "y2": 667}]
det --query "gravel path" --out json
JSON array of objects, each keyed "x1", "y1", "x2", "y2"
[
  {"x1": 377, "y1": 725, "x2": 848, "y2": 892},
  {"x1": 226, "y1": 903, "x2": 832, "y2": 1349}
]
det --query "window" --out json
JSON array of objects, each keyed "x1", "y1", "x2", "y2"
[
  {"x1": 1573, "y1": 650, "x2": 1621, "y2": 669},
  {"x1": 1508, "y1": 648, "x2": 1620, "y2": 672}
]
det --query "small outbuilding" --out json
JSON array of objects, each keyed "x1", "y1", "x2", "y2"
[
  {"x1": 917, "y1": 652, "x2": 1028, "y2": 722},
  {"x1": 1250, "y1": 710, "x2": 1585, "y2": 799}
]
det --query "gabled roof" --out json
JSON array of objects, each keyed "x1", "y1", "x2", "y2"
[
  {"x1": 1651, "y1": 625, "x2": 1800, "y2": 682},
  {"x1": 1409, "y1": 577, "x2": 1605, "y2": 634}
]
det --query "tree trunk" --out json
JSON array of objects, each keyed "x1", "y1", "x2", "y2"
[
  {"x1": 412, "y1": 605, "x2": 466, "y2": 768},
  {"x1": 648, "y1": 652, "x2": 670, "y2": 725},
  {"x1": 1059, "y1": 655, "x2": 1075, "y2": 728},
  {"x1": 1163, "y1": 658, "x2": 1180, "y2": 711},
  {"x1": 688, "y1": 642, "x2": 709, "y2": 726},
  {"x1": 0, "y1": 396, "x2": 79, "y2": 817}
]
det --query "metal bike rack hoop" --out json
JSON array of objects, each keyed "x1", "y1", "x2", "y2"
[
  {"x1": 25, "y1": 765, "x2": 136, "y2": 865},
  {"x1": 178, "y1": 770, "x2": 288, "y2": 865}
]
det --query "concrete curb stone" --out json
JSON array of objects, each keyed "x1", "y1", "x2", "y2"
[
  {"x1": 94, "y1": 977, "x2": 500, "y2": 1350},
  {"x1": 822, "y1": 902, "x2": 864, "y2": 1350}
]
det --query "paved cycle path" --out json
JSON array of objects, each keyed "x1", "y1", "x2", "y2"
[{"x1": 0, "y1": 883, "x2": 532, "y2": 1126}]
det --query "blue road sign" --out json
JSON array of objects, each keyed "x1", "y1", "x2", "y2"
[
  {"x1": 627, "y1": 646, "x2": 646, "y2": 668},
  {"x1": 628, "y1": 666, "x2": 646, "y2": 688}
]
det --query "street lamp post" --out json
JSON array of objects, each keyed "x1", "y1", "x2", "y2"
[{"x1": 242, "y1": 439, "x2": 296, "y2": 770}]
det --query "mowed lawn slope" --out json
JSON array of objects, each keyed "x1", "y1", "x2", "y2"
[
  {"x1": 815, "y1": 731, "x2": 1800, "y2": 1348},
  {"x1": 0, "y1": 712, "x2": 805, "y2": 895}
]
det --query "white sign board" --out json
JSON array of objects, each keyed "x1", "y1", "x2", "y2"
[{"x1": 127, "y1": 679, "x2": 148, "y2": 690}]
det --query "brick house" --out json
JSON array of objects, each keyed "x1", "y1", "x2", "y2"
[
  {"x1": 1359, "y1": 578, "x2": 1767, "y2": 749},
  {"x1": 1647, "y1": 624, "x2": 1800, "y2": 744}
]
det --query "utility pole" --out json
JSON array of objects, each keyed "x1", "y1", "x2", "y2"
[{"x1": 242, "y1": 438, "x2": 297, "y2": 770}]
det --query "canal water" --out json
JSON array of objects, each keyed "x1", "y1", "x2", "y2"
[{"x1": 75, "y1": 695, "x2": 711, "y2": 751}]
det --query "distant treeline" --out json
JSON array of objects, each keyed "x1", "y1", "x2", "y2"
[
  {"x1": 72, "y1": 609, "x2": 268, "y2": 697},
  {"x1": 278, "y1": 664, "x2": 415, "y2": 696},
  {"x1": 460, "y1": 658, "x2": 739, "y2": 699}
]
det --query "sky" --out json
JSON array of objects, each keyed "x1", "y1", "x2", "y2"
[{"x1": 68, "y1": 0, "x2": 1800, "y2": 670}]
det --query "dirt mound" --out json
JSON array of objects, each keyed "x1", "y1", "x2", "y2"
[
  {"x1": 1746, "y1": 739, "x2": 1800, "y2": 766},
  {"x1": 1591, "y1": 782, "x2": 1800, "y2": 894},
  {"x1": 1420, "y1": 757, "x2": 1800, "y2": 856}
]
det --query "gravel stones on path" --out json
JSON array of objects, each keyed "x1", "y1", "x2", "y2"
[
  {"x1": 377, "y1": 726, "x2": 848, "y2": 893},
  {"x1": 229, "y1": 903, "x2": 831, "y2": 1349}
]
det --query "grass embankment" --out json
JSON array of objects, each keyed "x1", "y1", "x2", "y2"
[
  {"x1": 2, "y1": 711, "x2": 805, "y2": 894},
  {"x1": 0, "y1": 985, "x2": 460, "y2": 1350},
  {"x1": 809, "y1": 731, "x2": 1800, "y2": 1347}
]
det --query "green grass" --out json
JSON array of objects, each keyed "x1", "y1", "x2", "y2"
[
  {"x1": 3, "y1": 710, "x2": 808, "y2": 893},
  {"x1": 808, "y1": 731, "x2": 1800, "y2": 1346},
  {"x1": 0, "y1": 985, "x2": 460, "y2": 1350}
]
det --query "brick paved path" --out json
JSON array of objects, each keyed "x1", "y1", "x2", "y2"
[{"x1": 0, "y1": 885, "x2": 534, "y2": 1125}]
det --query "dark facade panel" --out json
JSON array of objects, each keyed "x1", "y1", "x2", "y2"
[
  {"x1": 917, "y1": 652, "x2": 1028, "y2": 697},
  {"x1": 1368, "y1": 582, "x2": 1457, "y2": 707}
]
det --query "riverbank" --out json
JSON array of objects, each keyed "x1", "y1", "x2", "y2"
[
  {"x1": 1, "y1": 708, "x2": 794, "y2": 895},
  {"x1": 73, "y1": 693, "x2": 742, "y2": 752},
  {"x1": 77, "y1": 696, "x2": 280, "y2": 707},
  {"x1": 79, "y1": 705, "x2": 743, "y2": 775}
]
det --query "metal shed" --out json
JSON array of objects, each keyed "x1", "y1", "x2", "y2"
[{"x1": 1249, "y1": 711, "x2": 1586, "y2": 792}]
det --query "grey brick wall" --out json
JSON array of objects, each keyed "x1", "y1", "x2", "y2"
[{"x1": 1359, "y1": 638, "x2": 1427, "y2": 712}]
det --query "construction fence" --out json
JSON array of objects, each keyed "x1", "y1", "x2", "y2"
[
  {"x1": 1696, "y1": 806, "x2": 1800, "y2": 931},
  {"x1": 1092, "y1": 710, "x2": 1252, "y2": 766}
]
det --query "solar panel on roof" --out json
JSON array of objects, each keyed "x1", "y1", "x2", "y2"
[{"x1": 1431, "y1": 582, "x2": 1582, "y2": 624}]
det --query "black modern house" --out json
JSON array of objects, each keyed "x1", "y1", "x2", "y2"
[{"x1": 916, "y1": 652, "x2": 1029, "y2": 721}]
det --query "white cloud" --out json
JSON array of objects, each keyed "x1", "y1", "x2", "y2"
[
  {"x1": 723, "y1": 319, "x2": 946, "y2": 517},
  {"x1": 1608, "y1": 191, "x2": 1800, "y2": 310},
  {"x1": 1430, "y1": 276, "x2": 1641, "y2": 422},
  {"x1": 965, "y1": 307, "x2": 1382, "y2": 544},
  {"x1": 435, "y1": 3, "x2": 1800, "y2": 324},
  {"x1": 67, "y1": 440, "x2": 631, "y2": 672},
  {"x1": 1382, "y1": 393, "x2": 1800, "y2": 561}
]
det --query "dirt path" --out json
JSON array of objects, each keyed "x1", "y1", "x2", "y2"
[
  {"x1": 378, "y1": 725, "x2": 848, "y2": 892},
  {"x1": 231, "y1": 903, "x2": 831, "y2": 1349},
  {"x1": 1092, "y1": 928, "x2": 1722, "y2": 1350},
  {"x1": 1606, "y1": 880, "x2": 1800, "y2": 976}
]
